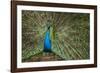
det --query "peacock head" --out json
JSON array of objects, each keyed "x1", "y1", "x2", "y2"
[{"x1": 46, "y1": 20, "x2": 52, "y2": 30}]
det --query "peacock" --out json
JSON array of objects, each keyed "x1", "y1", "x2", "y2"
[
  {"x1": 22, "y1": 11, "x2": 90, "y2": 62},
  {"x1": 44, "y1": 25, "x2": 52, "y2": 52}
]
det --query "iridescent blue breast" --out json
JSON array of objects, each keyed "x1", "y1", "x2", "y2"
[{"x1": 44, "y1": 31, "x2": 52, "y2": 52}]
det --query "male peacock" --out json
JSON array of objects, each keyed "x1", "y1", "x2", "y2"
[
  {"x1": 44, "y1": 25, "x2": 52, "y2": 52},
  {"x1": 22, "y1": 11, "x2": 90, "y2": 62}
]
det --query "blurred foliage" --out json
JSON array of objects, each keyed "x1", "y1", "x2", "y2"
[{"x1": 22, "y1": 10, "x2": 90, "y2": 62}]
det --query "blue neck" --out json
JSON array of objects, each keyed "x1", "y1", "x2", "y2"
[{"x1": 44, "y1": 29, "x2": 52, "y2": 52}]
